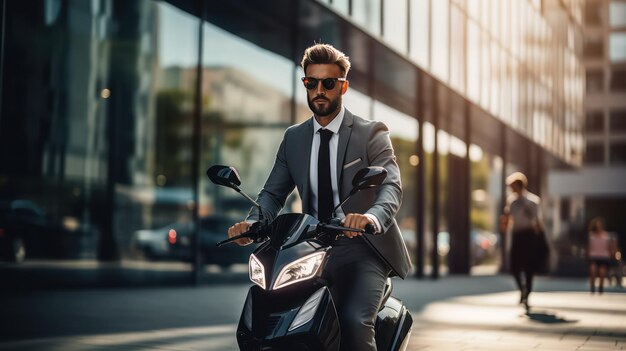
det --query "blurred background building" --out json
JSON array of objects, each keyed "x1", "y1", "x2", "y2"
[
  {"x1": 548, "y1": 0, "x2": 626, "y2": 276},
  {"x1": 0, "y1": 0, "x2": 596, "y2": 286}
]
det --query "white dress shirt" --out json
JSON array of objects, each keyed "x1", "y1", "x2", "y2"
[{"x1": 309, "y1": 106, "x2": 381, "y2": 232}]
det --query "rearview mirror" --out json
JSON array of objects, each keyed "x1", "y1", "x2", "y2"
[
  {"x1": 351, "y1": 166, "x2": 387, "y2": 192},
  {"x1": 206, "y1": 165, "x2": 242, "y2": 190},
  {"x1": 332, "y1": 166, "x2": 387, "y2": 217},
  {"x1": 206, "y1": 165, "x2": 265, "y2": 221}
]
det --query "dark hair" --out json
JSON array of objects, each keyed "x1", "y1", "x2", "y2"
[
  {"x1": 301, "y1": 43, "x2": 351, "y2": 77},
  {"x1": 589, "y1": 217, "x2": 604, "y2": 233}
]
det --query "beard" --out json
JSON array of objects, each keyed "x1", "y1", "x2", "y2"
[{"x1": 307, "y1": 95, "x2": 340, "y2": 117}]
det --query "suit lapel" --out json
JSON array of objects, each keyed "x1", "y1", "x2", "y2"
[{"x1": 336, "y1": 109, "x2": 354, "y2": 196}]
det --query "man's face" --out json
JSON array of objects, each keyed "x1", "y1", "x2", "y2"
[{"x1": 304, "y1": 63, "x2": 348, "y2": 118}]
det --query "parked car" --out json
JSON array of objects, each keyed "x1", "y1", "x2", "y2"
[
  {"x1": 131, "y1": 215, "x2": 255, "y2": 266},
  {"x1": 0, "y1": 199, "x2": 69, "y2": 262}
]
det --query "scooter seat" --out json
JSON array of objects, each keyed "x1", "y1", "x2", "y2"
[{"x1": 379, "y1": 278, "x2": 392, "y2": 311}]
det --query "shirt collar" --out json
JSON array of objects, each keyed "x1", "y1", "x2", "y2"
[{"x1": 313, "y1": 105, "x2": 345, "y2": 135}]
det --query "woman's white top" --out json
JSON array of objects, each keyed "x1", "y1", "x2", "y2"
[{"x1": 588, "y1": 231, "x2": 611, "y2": 259}]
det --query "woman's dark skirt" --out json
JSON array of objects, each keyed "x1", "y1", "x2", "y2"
[{"x1": 511, "y1": 229, "x2": 549, "y2": 273}]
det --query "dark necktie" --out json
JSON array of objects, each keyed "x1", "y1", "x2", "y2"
[{"x1": 318, "y1": 128, "x2": 334, "y2": 222}]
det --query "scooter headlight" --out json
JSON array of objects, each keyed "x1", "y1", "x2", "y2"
[
  {"x1": 249, "y1": 254, "x2": 266, "y2": 289},
  {"x1": 273, "y1": 251, "x2": 326, "y2": 290}
]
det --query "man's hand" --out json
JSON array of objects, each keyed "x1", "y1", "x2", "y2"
[
  {"x1": 228, "y1": 221, "x2": 253, "y2": 246},
  {"x1": 342, "y1": 213, "x2": 375, "y2": 238}
]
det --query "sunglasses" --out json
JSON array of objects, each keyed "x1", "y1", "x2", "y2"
[{"x1": 301, "y1": 77, "x2": 347, "y2": 90}]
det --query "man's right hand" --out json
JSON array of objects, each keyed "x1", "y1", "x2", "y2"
[{"x1": 228, "y1": 221, "x2": 253, "y2": 246}]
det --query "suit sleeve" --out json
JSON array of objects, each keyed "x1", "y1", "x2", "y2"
[
  {"x1": 246, "y1": 129, "x2": 296, "y2": 223},
  {"x1": 364, "y1": 121, "x2": 403, "y2": 234}
]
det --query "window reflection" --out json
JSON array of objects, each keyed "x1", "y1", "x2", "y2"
[
  {"x1": 584, "y1": 144, "x2": 604, "y2": 165},
  {"x1": 431, "y1": 0, "x2": 450, "y2": 81},
  {"x1": 352, "y1": 0, "x2": 381, "y2": 36},
  {"x1": 373, "y1": 101, "x2": 418, "y2": 270},
  {"x1": 586, "y1": 69, "x2": 604, "y2": 93},
  {"x1": 610, "y1": 109, "x2": 626, "y2": 132},
  {"x1": 467, "y1": 20, "x2": 480, "y2": 101},
  {"x1": 610, "y1": 1, "x2": 626, "y2": 28},
  {"x1": 120, "y1": 2, "x2": 199, "y2": 266},
  {"x1": 610, "y1": 142, "x2": 626, "y2": 165},
  {"x1": 383, "y1": 0, "x2": 408, "y2": 53},
  {"x1": 410, "y1": 0, "x2": 430, "y2": 69},
  {"x1": 609, "y1": 33, "x2": 626, "y2": 62},
  {"x1": 343, "y1": 87, "x2": 373, "y2": 119},
  {"x1": 470, "y1": 145, "x2": 503, "y2": 274},
  {"x1": 450, "y1": 5, "x2": 466, "y2": 93},
  {"x1": 480, "y1": 29, "x2": 491, "y2": 110},
  {"x1": 201, "y1": 21, "x2": 295, "y2": 233},
  {"x1": 610, "y1": 67, "x2": 626, "y2": 91}
]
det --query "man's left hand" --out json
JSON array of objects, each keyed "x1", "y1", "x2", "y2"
[{"x1": 342, "y1": 213, "x2": 375, "y2": 238}]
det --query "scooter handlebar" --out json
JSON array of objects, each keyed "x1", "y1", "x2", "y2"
[
  {"x1": 216, "y1": 221, "x2": 267, "y2": 247},
  {"x1": 317, "y1": 222, "x2": 376, "y2": 236}
]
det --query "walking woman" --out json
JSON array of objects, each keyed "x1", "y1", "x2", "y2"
[
  {"x1": 500, "y1": 172, "x2": 545, "y2": 310},
  {"x1": 588, "y1": 217, "x2": 615, "y2": 294}
]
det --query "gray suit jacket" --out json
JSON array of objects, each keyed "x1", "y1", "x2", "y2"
[{"x1": 246, "y1": 109, "x2": 412, "y2": 278}]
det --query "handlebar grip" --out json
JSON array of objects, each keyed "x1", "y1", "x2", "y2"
[
  {"x1": 217, "y1": 222, "x2": 265, "y2": 247},
  {"x1": 364, "y1": 223, "x2": 375, "y2": 235}
]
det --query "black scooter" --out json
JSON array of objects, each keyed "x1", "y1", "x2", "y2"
[{"x1": 207, "y1": 165, "x2": 413, "y2": 351}]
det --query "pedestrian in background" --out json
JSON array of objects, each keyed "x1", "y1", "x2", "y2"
[
  {"x1": 500, "y1": 172, "x2": 545, "y2": 310},
  {"x1": 587, "y1": 217, "x2": 616, "y2": 294}
]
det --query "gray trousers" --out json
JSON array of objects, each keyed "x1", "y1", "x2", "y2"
[{"x1": 323, "y1": 237, "x2": 391, "y2": 351}]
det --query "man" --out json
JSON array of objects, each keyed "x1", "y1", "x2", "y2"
[
  {"x1": 500, "y1": 172, "x2": 544, "y2": 310},
  {"x1": 227, "y1": 43, "x2": 411, "y2": 350}
]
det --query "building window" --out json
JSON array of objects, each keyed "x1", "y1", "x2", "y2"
[
  {"x1": 585, "y1": 1, "x2": 602, "y2": 26},
  {"x1": 431, "y1": 0, "x2": 450, "y2": 81},
  {"x1": 586, "y1": 69, "x2": 604, "y2": 93},
  {"x1": 610, "y1": 142, "x2": 626, "y2": 165},
  {"x1": 409, "y1": 0, "x2": 430, "y2": 68},
  {"x1": 352, "y1": 0, "x2": 382, "y2": 36},
  {"x1": 584, "y1": 35, "x2": 604, "y2": 59},
  {"x1": 609, "y1": 32, "x2": 626, "y2": 61},
  {"x1": 610, "y1": 66, "x2": 626, "y2": 91},
  {"x1": 610, "y1": 109, "x2": 626, "y2": 132},
  {"x1": 383, "y1": 0, "x2": 408, "y2": 53},
  {"x1": 586, "y1": 111, "x2": 604, "y2": 133},
  {"x1": 584, "y1": 143, "x2": 604, "y2": 165},
  {"x1": 610, "y1": 1, "x2": 626, "y2": 28}
]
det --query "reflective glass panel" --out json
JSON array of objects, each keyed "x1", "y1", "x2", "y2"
[
  {"x1": 609, "y1": 33, "x2": 626, "y2": 62},
  {"x1": 431, "y1": 0, "x2": 450, "y2": 81},
  {"x1": 610, "y1": 142, "x2": 626, "y2": 165},
  {"x1": 409, "y1": 0, "x2": 430, "y2": 68},
  {"x1": 352, "y1": 0, "x2": 382, "y2": 36},
  {"x1": 383, "y1": 0, "x2": 408, "y2": 53},
  {"x1": 469, "y1": 145, "x2": 503, "y2": 274},
  {"x1": 372, "y1": 101, "x2": 418, "y2": 265},
  {"x1": 610, "y1": 1, "x2": 626, "y2": 27},
  {"x1": 467, "y1": 20, "x2": 481, "y2": 102}
]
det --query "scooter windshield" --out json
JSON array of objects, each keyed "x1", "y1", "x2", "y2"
[{"x1": 267, "y1": 213, "x2": 319, "y2": 248}]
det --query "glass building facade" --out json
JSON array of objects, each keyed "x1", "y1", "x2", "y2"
[
  {"x1": 0, "y1": 0, "x2": 584, "y2": 284},
  {"x1": 549, "y1": 0, "x2": 626, "y2": 276}
]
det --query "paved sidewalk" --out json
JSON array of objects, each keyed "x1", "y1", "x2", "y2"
[
  {"x1": 0, "y1": 275, "x2": 624, "y2": 350},
  {"x1": 406, "y1": 290, "x2": 626, "y2": 350}
]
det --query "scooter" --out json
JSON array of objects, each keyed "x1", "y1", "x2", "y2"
[{"x1": 207, "y1": 164, "x2": 413, "y2": 351}]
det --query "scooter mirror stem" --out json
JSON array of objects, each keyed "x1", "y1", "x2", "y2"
[
  {"x1": 232, "y1": 183, "x2": 264, "y2": 222},
  {"x1": 331, "y1": 188, "x2": 357, "y2": 218}
]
